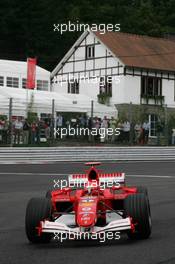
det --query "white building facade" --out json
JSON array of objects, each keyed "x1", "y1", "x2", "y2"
[
  {"x1": 0, "y1": 59, "x2": 52, "y2": 118},
  {"x1": 0, "y1": 59, "x2": 115, "y2": 119},
  {"x1": 0, "y1": 59, "x2": 51, "y2": 91}
]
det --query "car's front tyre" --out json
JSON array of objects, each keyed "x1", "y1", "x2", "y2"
[
  {"x1": 25, "y1": 197, "x2": 52, "y2": 243},
  {"x1": 124, "y1": 193, "x2": 152, "y2": 239}
]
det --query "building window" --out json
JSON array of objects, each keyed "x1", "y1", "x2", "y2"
[
  {"x1": 99, "y1": 76, "x2": 112, "y2": 96},
  {"x1": 149, "y1": 114, "x2": 158, "y2": 137},
  {"x1": 68, "y1": 80, "x2": 79, "y2": 94},
  {"x1": 0, "y1": 76, "x2": 4, "y2": 86},
  {"x1": 141, "y1": 76, "x2": 162, "y2": 96},
  {"x1": 85, "y1": 45, "x2": 95, "y2": 59},
  {"x1": 6, "y1": 77, "x2": 19, "y2": 88},
  {"x1": 22, "y1": 78, "x2": 27, "y2": 89},
  {"x1": 37, "y1": 80, "x2": 49, "y2": 91}
]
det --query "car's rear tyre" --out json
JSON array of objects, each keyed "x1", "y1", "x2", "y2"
[
  {"x1": 124, "y1": 193, "x2": 151, "y2": 239},
  {"x1": 25, "y1": 197, "x2": 52, "y2": 243},
  {"x1": 46, "y1": 190, "x2": 52, "y2": 199},
  {"x1": 136, "y1": 186, "x2": 148, "y2": 196}
]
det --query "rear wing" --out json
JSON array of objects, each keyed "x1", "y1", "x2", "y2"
[{"x1": 68, "y1": 173, "x2": 125, "y2": 188}]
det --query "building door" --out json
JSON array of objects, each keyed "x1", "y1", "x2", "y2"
[{"x1": 149, "y1": 114, "x2": 158, "y2": 137}]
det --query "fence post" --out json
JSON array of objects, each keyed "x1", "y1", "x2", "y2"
[
  {"x1": 9, "y1": 98, "x2": 13, "y2": 147},
  {"x1": 164, "y1": 104, "x2": 168, "y2": 145},
  {"x1": 51, "y1": 99, "x2": 55, "y2": 143},
  {"x1": 90, "y1": 100, "x2": 94, "y2": 142},
  {"x1": 129, "y1": 102, "x2": 133, "y2": 145},
  {"x1": 91, "y1": 100, "x2": 94, "y2": 119}
]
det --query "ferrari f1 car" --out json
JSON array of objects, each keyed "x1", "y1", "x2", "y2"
[{"x1": 25, "y1": 162, "x2": 152, "y2": 243}]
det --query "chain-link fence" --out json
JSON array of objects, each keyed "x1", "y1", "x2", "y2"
[{"x1": 0, "y1": 98, "x2": 174, "y2": 146}]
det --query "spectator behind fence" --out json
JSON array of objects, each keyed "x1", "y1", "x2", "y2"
[
  {"x1": 23, "y1": 119, "x2": 30, "y2": 144},
  {"x1": 142, "y1": 120, "x2": 150, "y2": 144},
  {"x1": 101, "y1": 116, "x2": 109, "y2": 142},
  {"x1": 93, "y1": 116, "x2": 101, "y2": 141},
  {"x1": 57, "y1": 114, "x2": 63, "y2": 128},
  {"x1": 109, "y1": 116, "x2": 117, "y2": 142},
  {"x1": 14, "y1": 118, "x2": 23, "y2": 144},
  {"x1": 0, "y1": 119, "x2": 5, "y2": 143},
  {"x1": 87, "y1": 117, "x2": 93, "y2": 141},
  {"x1": 123, "y1": 120, "x2": 130, "y2": 143},
  {"x1": 3, "y1": 120, "x2": 8, "y2": 144},
  {"x1": 36, "y1": 119, "x2": 43, "y2": 144},
  {"x1": 134, "y1": 123, "x2": 142, "y2": 144},
  {"x1": 172, "y1": 129, "x2": 175, "y2": 145},
  {"x1": 117, "y1": 120, "x2": 124, "y2": 142},
  {"x1": 31, "y1": 122, "x2": 37, "y2": 144},
  {"x1": 45, "y1": 122, "x2": 51, "y2": 141},
  {"x1": 79, "y1": 115, "x2": 86, "y2": 128}
]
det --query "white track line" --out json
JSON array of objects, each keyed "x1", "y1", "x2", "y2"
[
  {"x1": 0, "y1": 172, "x2": 67, "y2": 176},
  {"x1": 127, "y1": 174, "x2": 173, "y2": 178}
]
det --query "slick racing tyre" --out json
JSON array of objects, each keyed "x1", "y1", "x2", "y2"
[
  {"x1": 46, "y1": 190, "x2": 52, "y2": 199},
  {"x1": 124, "y1": 193, "x2": 152, "y2": 239},
  {"x1": 136, "y1": 186, "x2": 148, "y2": 196},
  {"x1": 25, "y1": 197, "x2": 52, "y2": 243}
]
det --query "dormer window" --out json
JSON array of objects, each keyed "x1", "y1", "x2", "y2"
[{"x1": 85, "y1": 45, "x2": 95, "y2": 59}]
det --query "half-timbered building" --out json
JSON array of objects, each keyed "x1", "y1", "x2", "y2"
[{"x1": 51, "y1": 30, "x2": 175, "y2": 137}]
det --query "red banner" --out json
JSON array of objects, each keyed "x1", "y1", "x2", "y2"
[{"x1": 26, "y1": 58, "x2": 37, "y2": 89}]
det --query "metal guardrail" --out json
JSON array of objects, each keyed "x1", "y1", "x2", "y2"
[{"x1": 0, "y1": 147, "x2": 175, "y2": 163}]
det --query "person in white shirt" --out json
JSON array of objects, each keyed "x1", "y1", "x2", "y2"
[
  {"x1": 142, "y1": 121, "x2": 150, "y2": 144},
  {"x1": 172, "y1": 129, "x2": 175, "y2": 145},
  {"x1": 101, "y1": 116, "x2": 109, "y2": 142},
  {"x1": 14, "y1": 118, "x2": 23, "y2": 144},
  {"x1": 123, "y1": 120, "x2": 130, "y2": 143},
  {"x1": 57, "y1": 114, "x2": 63, "y2": 127},
  {"x1": 56, "y1": 114, "x2": 63, "y2": 139},
  {"x1": 109, "y1": 117, "x2": 117, "y2": 142},
  {"x1": 134, "y1": 123, "x2": 141, "y2": 144}
]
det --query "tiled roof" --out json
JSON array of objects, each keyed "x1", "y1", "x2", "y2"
[{"x1": 95, "y1": 31, "x2": 175, "y2": 72}]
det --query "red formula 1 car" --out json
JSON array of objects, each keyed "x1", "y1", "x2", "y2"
[{"x1": 25, "y1": 162, "x2": 152, "y2": 243}]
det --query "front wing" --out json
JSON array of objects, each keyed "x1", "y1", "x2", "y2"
[{"x1": 39, "y1": 217, "x2": 132, "y2": 237}]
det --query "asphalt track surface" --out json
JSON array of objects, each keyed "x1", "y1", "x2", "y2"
[{"x1": 0, "y1": 161, "x2": 175, "y2": 264}]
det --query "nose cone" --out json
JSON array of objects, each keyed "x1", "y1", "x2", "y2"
[
  {"x1": 79, "y1": 212, "x2": 96, "y2": 227},
  {"x1": 76, "y1": 198, "x2": 97, "y2": 227}
]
